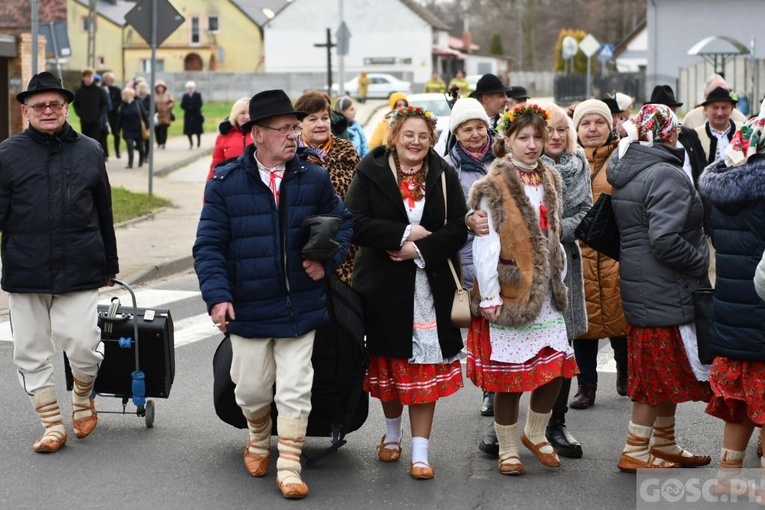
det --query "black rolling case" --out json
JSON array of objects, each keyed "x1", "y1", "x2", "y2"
[{"x1": 64, "y1": 282, "x2": 175, "y2": 399}]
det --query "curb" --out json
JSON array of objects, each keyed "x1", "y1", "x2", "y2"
[
  {"x1": 122, "y1": 254, "x2": 196, "y2": 287},
  {"x1": 154, "y1": 148, "x2": 213, "y2": 177}
]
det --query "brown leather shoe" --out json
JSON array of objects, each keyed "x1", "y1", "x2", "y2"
[
  {"x1": 649, "y1": 448, "x2": 711, "y2": 467},
  {"x1": 277, "y1": 478, "x2": 309, "y2": 499},
  {"x1": 410, "y1": 462, "x2": 434, "y2": 480},
  {"x1": 521, "y1": 433, "x2": 561, "y2": 467},
  {"x1": 33, "y1": 430, "x2": 67, "y2": 453},
  {"x1": 569, "y1": 383, "x2": 597, "y2": 409},
  {"x1": 497, "y1": 455, "x2": 524, "y2": 476},
  {"x1": 617, "y1": 452, "x2": 679, "y2": 473},
  {"x1": 376, "y1": 433, "x2": 402, "y2": 462},
  {"x1": 244, "y1": 442, "x2": 270, "y2": 477},
  {"x1": 72, "y1": 398, "x2": 98, "y2": 439}
]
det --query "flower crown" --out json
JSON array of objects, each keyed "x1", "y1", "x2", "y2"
[
  {"x1": 497, "y1": 104, "x2": 551, "y2": 132},
  {"x1": 390, "y1": 105, "x2": 438, "y2": 129}
]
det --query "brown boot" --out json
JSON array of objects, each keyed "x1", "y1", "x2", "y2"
[
  {"x1": 30, "y1": 387, "x2": 68, "y2": 453},
  {"x1": 569, "y1": 383, "x2": 597, "y2": 409},
  {"x1": 276, "y1": 416, "x2": 309, "y2": 499},
  {"x1": 72, "y1": 373, "x2": 98, "y2": 439},
  {"x1": 243, "y1": 409, "x2": 271, "y2": 477},
  {"x1": 616, "y1": 361, "x2": 628, "y2": 397}
]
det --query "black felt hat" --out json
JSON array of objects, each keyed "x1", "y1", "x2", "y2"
[
  {"x1": 702, "y1": 86, "x2": 737, "y2": 107},
  {"x1": 16, "y1": 71, "x2": 75, "y2": 104},
  {"x1": 602, "y1": 97, "x2": 624, "y2": 114},
  {"x1": 241, "y1": 89, "x2": 307, "y2": 132},
  {"x1": 646, "y1": 85, "x2": 683, "y2": 107},
  {"x1": 469, "y1": 74, "x2": 511, "y2": 98},
  {"x1": 507, "y1": 85, "x2": 530, "y2": 101}
]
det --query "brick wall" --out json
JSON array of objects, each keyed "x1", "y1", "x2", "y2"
[{"x1": 9, "y1": 33, "x2": 47, "y2": 135}]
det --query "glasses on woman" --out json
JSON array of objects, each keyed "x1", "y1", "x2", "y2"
[
  {"x1": 26, "y1": 101, "x2": 66, "y2": 113},
  {"x1": 401, "y1": 132, "x2": 431, "y2": 144},
  {"x1": 546, "y1": 126, "x2": 568, "y2": 137},
  {"x1": 257, "y1": 124, "x2": 302, "y2": 136}
]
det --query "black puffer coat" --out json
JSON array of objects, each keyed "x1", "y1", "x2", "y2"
[
  {"x1": 698, "y1": 154, "x2": 765, "y2": 361},
  {"x1": 0, "y1": 123, "x2": 119, "y2": 293}
]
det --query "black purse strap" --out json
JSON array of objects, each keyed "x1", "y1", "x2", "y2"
[{"x1": 590, "y1": 156, "x2": 609, "y2": 183}]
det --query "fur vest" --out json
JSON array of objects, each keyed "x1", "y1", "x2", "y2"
[{"x1": 468, "y1": 156, "x2": 568, "y2": 326}]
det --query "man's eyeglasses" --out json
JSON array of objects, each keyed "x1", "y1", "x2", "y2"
[
  {"x1": 257, "y1": 124, "x2": 302, "y2": 136},
  {"x1": 25, "y1": 102, "x2": 66, "y2": 113}
]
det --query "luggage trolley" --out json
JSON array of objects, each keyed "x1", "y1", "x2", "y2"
[{"x1": 64, "y1": 279, "x2": 175, "y2": 428}]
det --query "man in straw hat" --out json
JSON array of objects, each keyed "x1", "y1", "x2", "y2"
[
  {"x1": 193, "y1": 89, "x2": 352, "y2": 500},
  {"x1": 0, "y1": 71, "x2": 119, "y2": 454}
]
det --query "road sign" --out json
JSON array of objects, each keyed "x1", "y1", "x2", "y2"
[
  {"x1": 336, "y1": 21, "x2": 351, "y2": 56},
  {"x1": 561, "y1": 36, "x2": 578, "y2": 60},
  {"x1": 125, "y1": 0, "x2": 185, "y2": 46},
  {"x1": 578, "y1": 34, "x2": 600, "y2": 58},
  {"x1": 598, "y1": 44, "x2": 614, "y2": 62}
]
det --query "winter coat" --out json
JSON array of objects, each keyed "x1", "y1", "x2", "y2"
[
  {"x1": 444, "y1": 137, "x2": 495, "y2": 289},
  {"x1": 698, "y1": 154, "x2": 765, "y2": 362},
  {"x1": 120, "y1": 100, "x2": 146, "y2": 141},
  {"x1": 194, "y1": 144, "x2": 353, "y2": 339},
  {"x1": 208, "y1": 119, "x2": 253, "y2": 180},
  {"x1": 345, "y1": 147, "x2": 468, "y2": 359},
  {"x1": 153, "y1": 81, "x2": 175, "y2": 126},
  {"x1": 608, "y1": 143, "x2": 709, "y2": 327},
  {"x1": 468, "y1": 157, "x2": 568, "y2": 325},
  {"x1": 0, "y1": 123, "x2": 118, "y2": 293},
  {"x1": 347, "y1": 121, "x2": 369, "y2": 158},
  {"x1": 181, "y1": 91, "x2": 204, "y2": 135},
  {"x1": 73, "y1": 81, "x2": 108, "y2": 125},
  {"x1": 106, "y1": 84, "x2": 122, "y2": 122},
  {"x1": 578, "y1": 140, "x2": 628, "y2": 340},
  {"x1": 542, "y1": 147, "x2": 592, "y2": 339}
]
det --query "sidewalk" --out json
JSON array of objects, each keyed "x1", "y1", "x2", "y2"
[{"x1": 0, "y1": 100, "x2": 388, "y2": 315}]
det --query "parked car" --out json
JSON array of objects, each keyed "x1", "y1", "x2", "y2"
[
  {"x1": 404, "y1": 93, "x2": 452, "y2": 139},
  {"x1": 333, "y1": 73, "x2": 412, "y2": 99}
]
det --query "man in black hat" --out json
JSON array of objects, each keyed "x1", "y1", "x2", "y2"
[
  {"x1": 73, "y1": 67, "x2": 109, "y2": 151},
  {"x1": 694, "y1": 86, "x2": 743, "y2": 167},
  {"x1": 506, "y1": 85, "x2": 530, "y2": 108},
  {"x1": 0, "y1": 71, "x2": 118, "y2": 454},
  {"x1": 193, "y1": 89, "x2": 352, "y2": 500},
  {"x1": 435, "y1": 73, "x2": 509, "y2": 155},
  {"x1": 646, "y1": 85, "x2": 706, "y2": 187}
]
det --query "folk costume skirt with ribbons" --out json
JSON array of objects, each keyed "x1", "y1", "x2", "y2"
[{"x1": 364, "y1": 269, "x2": 464, "y2": 406}]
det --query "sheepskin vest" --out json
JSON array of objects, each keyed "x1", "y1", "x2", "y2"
[{"x1": 468, "y1": 157, "x2": 568, "y2": 326}]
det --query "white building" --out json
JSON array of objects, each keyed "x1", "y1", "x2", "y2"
[
  {"x1": 263, "y1": 0, "x2": 450, "y2": 87},
  {"x1": 613, "y1": 20, "x2": 647, "y2": 73}
]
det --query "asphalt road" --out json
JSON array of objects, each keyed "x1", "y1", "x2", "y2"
[{"x1": 0, "y1": 269, "x2": 741, "y2": 510}]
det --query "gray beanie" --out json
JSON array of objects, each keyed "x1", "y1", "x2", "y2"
[
  {"x1": 450, "y1": 98, "x2": 490, "y2": 134},
  {"x1": 573, "y1": 99, "x2": 613, "y2": 131}
]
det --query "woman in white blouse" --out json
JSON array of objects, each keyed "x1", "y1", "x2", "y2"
[{"x1": 466, "y1": 104, "x2": 577, "y2": 476}]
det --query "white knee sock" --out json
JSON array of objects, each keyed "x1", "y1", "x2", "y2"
[
  {"x1": 411, "y1": 436, "x2": 429, "y2": 465},
  {"x1": 524, "y1": 408, "x2": 555, "y2": 454},
  {"x1": 385, "y1": 415, "x2": 403, "y2": 450}
]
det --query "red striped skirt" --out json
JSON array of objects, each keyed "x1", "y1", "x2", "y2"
[
  {"x1": 706, "y1": 356, "x2": 765, "y2": 426},
  {"x1": 466, "y1": 316, "x2": 578, "y2": 393},
  {"x1": 364, "y1": 355, "x2": 463, "y2": 405},
  {"x1": 627, "y1": 325, "x2": 712, "y2": 405}
]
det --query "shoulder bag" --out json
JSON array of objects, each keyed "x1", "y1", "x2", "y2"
[
  {"x1": 441, "y1": 172, "x2": 471, "y2": 328},
  {"x1": 574, "y1": 157, "x2": 620, "y2": 260}
]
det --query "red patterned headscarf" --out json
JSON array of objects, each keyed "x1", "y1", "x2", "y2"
[{"x1": 618, "y1": 103, "x2": 677, "y2": 157}]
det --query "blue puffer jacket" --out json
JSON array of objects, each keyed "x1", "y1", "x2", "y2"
[
  {"x1": 698, "y1": 154, "x2": 765, "y2": 362},
  {"x1": 193, "y1": 145, "x2": 353, "y2": 339}
]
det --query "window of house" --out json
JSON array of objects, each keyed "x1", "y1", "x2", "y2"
[
  {"x1": 97, "y1": 55, "x2": 105, "y2": 67},
  {"x1": 141, "y1": 59, "x2": 165, "y2": 73},
  {"x1": 81, "y1": 16, "x2": 91, "y2": 32},
  {"x1": 190, "y1": 16, "x2": 200, "y2": 45},
  {"x1": 207, "y1": 16, "x2": 219, "y2": 33}
]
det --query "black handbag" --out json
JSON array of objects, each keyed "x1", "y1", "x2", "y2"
[
  {"x1": 575, "y1": 192, "x2": 620, "y2": 260},
  {"x1": 692, "y1": 287, "x2": 715, "y2": 364}
]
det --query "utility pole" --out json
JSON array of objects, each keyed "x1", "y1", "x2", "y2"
[
  {"x1": 338, "y1": 0, "x2": 345, "y2": 96},
  {"x1": 87, "y1": 0, "x2": 97, "y2": 69},
  {"x1": 31, "y1": 0, "x2": 39, "y2": 74},
  {"x1": 314, "y1": 28, "x2": 336, "y2": 94}
]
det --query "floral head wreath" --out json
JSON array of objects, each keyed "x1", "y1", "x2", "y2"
[
  {"x1": 497, "y1": 103, "x2": 551, "y2": 133},
  {"x1": 390, "y1": 105, "x2": 439, "y2": 129}
]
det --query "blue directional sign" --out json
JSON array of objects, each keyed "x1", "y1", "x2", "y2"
[{"x1": 598, "y1": 44, "x2": 614, "y2": 62}]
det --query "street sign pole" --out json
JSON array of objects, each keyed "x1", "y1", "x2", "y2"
[
  {"x1": 149, "y1": 0, "x2": 157, "y2": 195},
  {"x1": 337, "y1": 0, "x2": 345, "y2": 96},
  {"x1": 578, "y1": 34, "x2": 600, "y2": 99}
]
